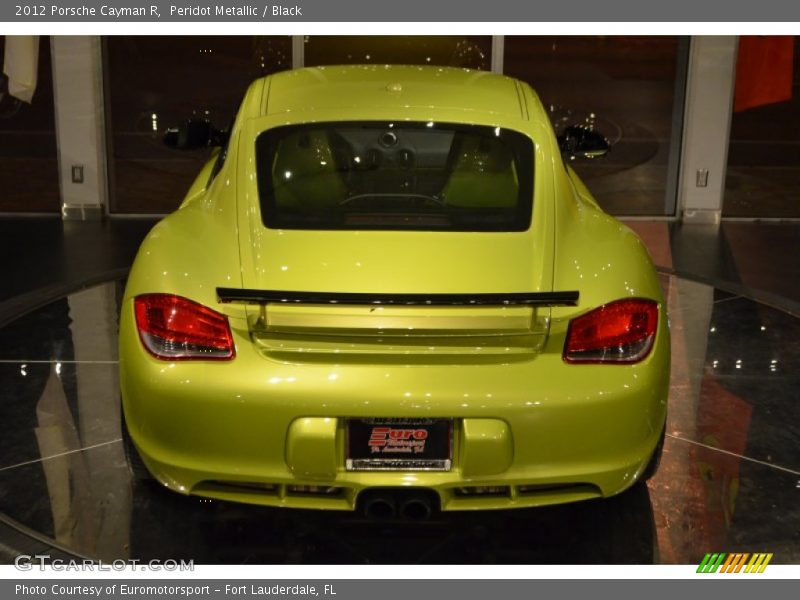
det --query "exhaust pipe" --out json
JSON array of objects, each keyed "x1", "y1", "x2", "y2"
[
  {"x1": 358, "y1": 488, "x2": 439, "y2": 520},
  {"x1": 362, "y1": 493, "x2": 397, "y2": 520},
  {"x1": 399, "y1": 496, "x2": 433, "y2": 521}
]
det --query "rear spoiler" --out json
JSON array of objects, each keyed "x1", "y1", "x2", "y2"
[{"x1": 216, "y1": 288, "x2": 579, "y2": 307}]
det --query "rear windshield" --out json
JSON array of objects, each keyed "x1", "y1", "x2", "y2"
[{"x1": 256, "y1": 121, "x2": 534, "y2": 231}]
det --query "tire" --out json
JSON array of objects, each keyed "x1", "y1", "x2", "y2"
[
  {"x1": 121, "y1": 405, "x2": 153, "y2": 482},
  {"x1": 641, "y1": 424, "x2": 666, "y2": 481}
]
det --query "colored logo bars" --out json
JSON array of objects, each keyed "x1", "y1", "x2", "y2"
[{"x1": 697, "y1": 553, "x2": 773, "y2": 573}]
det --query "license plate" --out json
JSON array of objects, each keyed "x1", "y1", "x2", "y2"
[{"x1": 345, "y1": 418, "x2": 453, "y2": 471}]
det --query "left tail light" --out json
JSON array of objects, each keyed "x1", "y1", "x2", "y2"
[
  {"x1": 134, "y1": 294, "x2": 235, "y2": 360},
  {"x1": 563, "y1": 298, "x2": 658, "y2": 364}
]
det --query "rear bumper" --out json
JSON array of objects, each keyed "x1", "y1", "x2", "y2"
[{"x1": 120, "y1": 303, "x2": 669, "y2": 511}]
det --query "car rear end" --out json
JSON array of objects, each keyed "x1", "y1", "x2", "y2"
[{"x1": 120, "y1": 68, "x2": 669, "y2": 514}]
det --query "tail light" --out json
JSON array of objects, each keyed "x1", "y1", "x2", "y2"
[
  {"x1": 563, "y1": 298, "x2": 658, "y2": 364},
  {"x1": 134, "y1": 294, "x2": 235, "y2": 360}
]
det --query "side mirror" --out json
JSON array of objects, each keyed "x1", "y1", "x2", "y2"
[
  {"x1": 557, "y1": 125, "x2": 610, "y2": 160},
  {"x1": 163, "y1": 118, "x2": 227, "y2": 150}
]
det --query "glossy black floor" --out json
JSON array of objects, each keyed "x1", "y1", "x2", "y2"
[{"x1": 0, "y1": 274, "x2": 798, "y2": 564}]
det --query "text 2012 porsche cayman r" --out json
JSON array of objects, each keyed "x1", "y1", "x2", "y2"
[{"x1": 120, "y1": 65, "x2": 669, "y2": 516}]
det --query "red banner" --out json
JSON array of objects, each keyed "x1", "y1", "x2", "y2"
[{"x1": 734, "y1": 36, "x2": 794, "y2": 112}]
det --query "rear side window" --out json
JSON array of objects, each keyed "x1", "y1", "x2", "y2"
[{"x1": 256, "y1": 121, "x2": 534, "y2": 231}]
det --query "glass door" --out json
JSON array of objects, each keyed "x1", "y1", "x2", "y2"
[
  {"x1": 0, "y1": 36, "x2": 59, "y2": 213},
  {"x1": 504, "y1": 36, "x2": 688, "y2": 216},
  {"x1": 104, "y1": 36, "x2": 291, "y2": 214}
]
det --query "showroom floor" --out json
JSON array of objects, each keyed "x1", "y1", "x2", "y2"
[{"x1": 0, "y1": 216, "x2": 798, "y2": 564}]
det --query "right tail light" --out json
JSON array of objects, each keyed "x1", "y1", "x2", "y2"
[{"x1": 563, "y1": 298, "x2": 658, "y2": 364}]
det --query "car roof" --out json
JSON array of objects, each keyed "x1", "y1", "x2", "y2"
[{"x1": 258, "y1": 65, "x2": 528, "y2": 120}]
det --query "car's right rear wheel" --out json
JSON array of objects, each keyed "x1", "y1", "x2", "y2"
[{"x1": 642, "y1": 424, "x2": 666, "y2": 481}]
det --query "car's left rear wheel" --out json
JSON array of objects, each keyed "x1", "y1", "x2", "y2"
[{"x1": 121, "y1": 404, "x2": 153, "y2": 483}]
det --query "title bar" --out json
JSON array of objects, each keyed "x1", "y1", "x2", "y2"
[{"x1": 3, "y1": 0, "x2": 800, "y2": 22}]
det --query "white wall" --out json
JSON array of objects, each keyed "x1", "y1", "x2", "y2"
[
  {"x1": 51, "y1": 36, "x2": 107, "y2": 219},
  {"x1": 679, "y1": 36, "x2": 738, "y2": 224}
]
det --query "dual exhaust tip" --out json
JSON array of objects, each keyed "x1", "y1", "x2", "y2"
[{"x1": 359, "y1": 489, "x2": 439, "y2": 521}]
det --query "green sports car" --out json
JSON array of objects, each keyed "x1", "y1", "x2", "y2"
[{"x1": 119, "y1": 65, "x2": 669, "y2": 518}]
